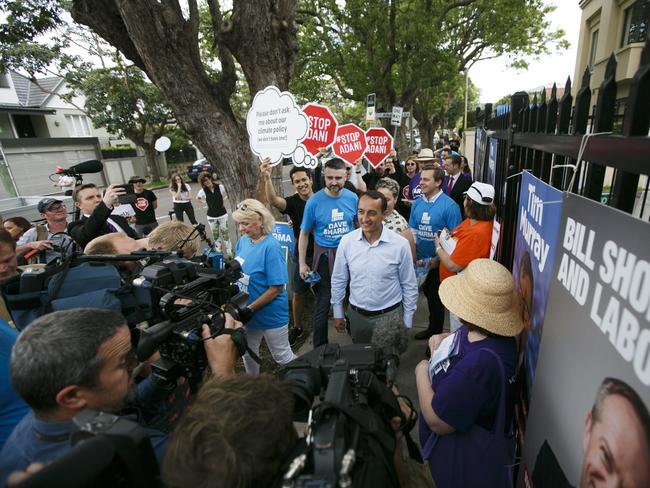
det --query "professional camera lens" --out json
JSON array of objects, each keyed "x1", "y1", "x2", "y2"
[{"x1": 281, "y1": 368, "x2": 321, "y2": 422}]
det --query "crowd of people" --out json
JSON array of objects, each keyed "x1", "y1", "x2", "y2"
[{"x1": 0, "y1": 136, "x2": 540, "y2": 488}]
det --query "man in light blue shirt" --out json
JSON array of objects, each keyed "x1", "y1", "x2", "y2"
[
  {"x1": 331, "y1": 191, "x2": 417, "y2": 344},
  {"x1": 299, "y1": 158, "x2": 358, "y2": 347}
]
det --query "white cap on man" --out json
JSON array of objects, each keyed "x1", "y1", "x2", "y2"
[{"x1": 464, "y1": 182, "x2": 495, "y2": 205}]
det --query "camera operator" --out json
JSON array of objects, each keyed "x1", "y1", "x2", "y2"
[
  {"x1": 0, "y1": 308, "x2": 241, "y2": 484},
  {"x1": 68, "y1": 183, "x2": 139, "y2": 250},
  {"x1": 163, "y1": 374, "x2": 297, "y2": 488},
  {"x1": 148, "y1": 221, "x2": 201, "y2": 258}
]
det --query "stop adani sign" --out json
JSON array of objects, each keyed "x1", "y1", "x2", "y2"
[
  {"x1": 364, "y1": 128, "x2": 393, "y2": 168},
  {"x1": 332, "y1": 124, "x2": 367, "y2": 165},
  {"x1": 301, "y1": 103, "x2": 338, "y2": 155}
]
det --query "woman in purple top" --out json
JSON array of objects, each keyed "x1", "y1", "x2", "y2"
[{"x1": 414, "y1": 259, "x2": 523, "y2": 487}]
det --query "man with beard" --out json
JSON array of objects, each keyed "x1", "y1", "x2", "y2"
[
  {"x1": 299, "y1": 158, "x2": 358, "y2": 347},
  {"x1": 0, "y1": 308, "x2": 241, "y2": 482},
  {"x1": 260, "y1": 158, "x2": 314, "y2": 344}
]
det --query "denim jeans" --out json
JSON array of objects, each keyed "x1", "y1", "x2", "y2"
[{"x1": 312, "y1": 254, "x2": 332, "y2": 347}]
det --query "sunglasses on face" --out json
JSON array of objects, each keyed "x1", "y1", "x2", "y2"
[{"x1": 46, "y1": 205, "x2": 66, "y2": 212}]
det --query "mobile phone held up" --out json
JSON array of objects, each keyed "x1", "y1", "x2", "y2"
[{"x1": 117, "y1": 184, "x2": 137, "y2": 205}]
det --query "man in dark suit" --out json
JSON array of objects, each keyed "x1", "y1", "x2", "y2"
[
  {"x1": 442, "y1": 154, "x2": 472, "y2": 218},
  {"x1": 68, "y1": 183, "x2": 139, "y2": 249}
]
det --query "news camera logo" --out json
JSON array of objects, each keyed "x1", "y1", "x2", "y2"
[{"x1": 331, "y1": 208, "x2": 344, "y2": 222}]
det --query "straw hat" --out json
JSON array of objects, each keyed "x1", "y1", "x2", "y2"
[
  {"x1": 415, "y1": 148, "x2": 435, "y2": 161},
  {"x1": 439, "y1": 259, "x2": 523, "y2": 336}
]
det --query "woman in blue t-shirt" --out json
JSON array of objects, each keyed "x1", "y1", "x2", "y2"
[
  {"x1": 414, "y1": 259, "x2": 523, "y2": 488},
  {"x1": 232, "y1": 199, "x2": 295, "y2": 374}
]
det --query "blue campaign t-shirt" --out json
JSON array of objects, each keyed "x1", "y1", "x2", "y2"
[
  {"x1": 301, "y1": 189, "x2": 358, "y2": 249},
  {"x1": 408, "y1": 192, "x2": 462, "y2": 259},
  {"x1": 235, "y1": 234, "x2": 289, "y2": 330}
]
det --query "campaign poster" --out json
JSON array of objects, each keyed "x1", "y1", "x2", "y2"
[
  {"x1": 512, "y1": 171, "x2": 564, "y2": 397},
  {"x1": 474, "y1": 127, "x2": 486, "y2": 181},
  {"x1": 487, "y1": 137, "x2": 497, "y2": 186},
  {"x1": 519, "y1": 193, "x2": 650, "y2": 488}
]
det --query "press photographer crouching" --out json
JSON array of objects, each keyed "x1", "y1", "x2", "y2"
[{"x1": 0, "y1": 308, "x2": 242, "y2": 484}]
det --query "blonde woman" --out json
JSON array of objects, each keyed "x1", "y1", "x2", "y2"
[{"x1": 232, "y1": 199, "x2": 295, "y2": 374}]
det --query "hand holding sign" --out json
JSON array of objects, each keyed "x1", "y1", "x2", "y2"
[{"x1": 246, "y1": 86, "x2": 308, "y2": 166}]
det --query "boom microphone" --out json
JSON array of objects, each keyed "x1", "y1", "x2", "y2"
[{"x1": 62, "y1": 159, "x2": 104, "y2": 175}]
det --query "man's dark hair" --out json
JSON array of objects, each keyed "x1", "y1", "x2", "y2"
[
  {"x1": 73, "y1": 183, "x2": 97, "y2": 203},
  {"x1": 289, "y1": 166, "x2": 313, "y2": 182},
  {"x1": 324, "y1": 158, "x2": 347, "y2": 171},
  {"x1": 591, "y1": 377, "x2": 650, "y2": 450},
  {"x1": 0, "y1": 229, "x2": 16, "y2": 251},
  {"x1": 163, "y1": 374, "x2": 297, "y2": 488},
  {"x1": 446, "y1": 154, "x2": 463, "y2": 168},
  {"x1": 361, "y1": 190, "x2": 388, "y2": 213},
  {"x1": 10, "y1": 309, "x2": 126, "y2": 414}
]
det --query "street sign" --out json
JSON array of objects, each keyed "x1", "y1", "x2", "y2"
[
  {"x1": 364, "y1": 128, "x2": 393, "y2": 168},
  {"x1": 365, "y1": 93, "x2": 376, "y2": 122},
  {"x1": 375, "y1": 112, "x2": 410, "y2": 119},
  {"x1": 300, "y1": 103, "x2": 338, "y2": 155},
  {"x1": 391, "y1": 106, "x2": 403, "y2": 126},
  {"x1": 332, "y1": 123, "x2": 367, "y2": 165}
]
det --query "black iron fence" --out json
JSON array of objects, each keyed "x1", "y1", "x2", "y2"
[{"x1": 475, "y1": 39, "x2": 650, "y2": 270}]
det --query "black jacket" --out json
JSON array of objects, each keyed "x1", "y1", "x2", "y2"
[{"x1": 68, "y1": 201, "x2": 139, "y2": 249}]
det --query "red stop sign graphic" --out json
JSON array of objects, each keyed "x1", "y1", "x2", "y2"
[
  {"x1": 301, "y1": 103, "x2": 338, "y2": 156},
  {"x1": 364, "y1": 128, "x2": 393, "y2": 168},
  {"x1": 332, "y1": 124, "x2": 367, "y2": 165}
]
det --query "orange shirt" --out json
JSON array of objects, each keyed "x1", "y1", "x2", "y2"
[{"x1": 440, "y1": 219, "x2": 493, "y2": 281}]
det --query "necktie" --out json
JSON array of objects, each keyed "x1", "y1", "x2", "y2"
[{"x1": 447, "y1": 177, "x2": 453, "y2": 193}]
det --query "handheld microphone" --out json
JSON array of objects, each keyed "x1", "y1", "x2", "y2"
[{"x1": 62, "y1": 160, "x2": 104, "y2": 175}]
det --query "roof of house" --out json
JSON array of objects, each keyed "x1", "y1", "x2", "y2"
[{"x1": 9, "y1": 71, "x2": 65, "y2": 108}]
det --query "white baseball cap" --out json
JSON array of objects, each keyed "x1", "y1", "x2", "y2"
[{"x1": 464, "y1": 182, "x2": 495, "y2": 205}]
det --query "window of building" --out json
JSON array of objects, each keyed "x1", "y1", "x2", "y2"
[
  {"x1": 621, "y1": 0, "x2": 649, "y2": 46},
  {"x1": 64, "y1": 114, "x2": 92, "y2": 137},
  {"x1": 589, "y1": 29, "x2": 599, "y2": 70}
]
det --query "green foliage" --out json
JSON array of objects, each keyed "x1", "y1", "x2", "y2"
[
  {"x1": 69, "y1": 64, "x2": 173, "y2": 144},
  {"x1": 0, "y1": 0, "x2": 64, "y2": 75},
  {"x1": 100, "y1": 145, "x2": 134, "y2": 152},
  {"x1": 292, "y1": 0, "x2": 568, "y2": 133}
]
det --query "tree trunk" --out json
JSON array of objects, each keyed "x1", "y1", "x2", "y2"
[
  {"x1": 71, "y1": 0, "x2": 297, "y2": 205},
  {"x1": 141, "y1": 143, "x2": 161, "y2": 181},
  {"x1": 419, "y1": 118, "x2": 433, "y2": 150}
]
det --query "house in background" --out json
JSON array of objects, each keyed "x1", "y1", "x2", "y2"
[
  {"x1": 574, "y1": 0, "x2": 649, "y2": 123},
  {"x1": 0, "y1": 71, "x2": 113, "y2": 141},
  {"x1": 0, "y1": 71, "x2": 148, "y2": 200}
]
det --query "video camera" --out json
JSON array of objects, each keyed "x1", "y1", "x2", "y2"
[
  {"x1": 132, "y1": 256, "x2": 253, "y2": 390},
  {"x1": 277, "y1": 344, "x2": 404, "y2": 488},
  {"x1": 13, "y1": 410, "x2": 161, "y2": 488},
  {"x1": 10, "y1": 245, "x2": 253, "y2": 390}
]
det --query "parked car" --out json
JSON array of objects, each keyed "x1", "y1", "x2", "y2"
[{"x1": 187, "y1": 158, "x2": 216, "y2": 182}]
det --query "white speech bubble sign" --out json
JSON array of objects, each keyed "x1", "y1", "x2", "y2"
[
  {"x1": 291, "y1": 144, "x2": 319, "y2": 169},
  {"x1": 246, "y1": 86, "x2": 308, "y2": 166},
  {"x1": 154, "y1": 136, "x2": 171, "y2": 152}
]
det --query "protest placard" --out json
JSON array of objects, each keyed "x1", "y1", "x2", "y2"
[
  {"x1": 364, "y1": 127, "x2": 393, "y2": 168},
  {"x1": 332, "y1": 124, "x2": 367, "y2": 165},
  {"x1": 246, "y1": 86, "x2": 308, "y2": 166},
  {"x1": 301, "y1": 103, "x2": 338, "y2": 156}
]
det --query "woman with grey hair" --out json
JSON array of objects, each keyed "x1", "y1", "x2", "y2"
[
  {"x1": 232, "y1": 199, "x2": 296, "y2": 374},
  {"x1": 376, "y1": 177, "x2": 416, "y2": 261}
]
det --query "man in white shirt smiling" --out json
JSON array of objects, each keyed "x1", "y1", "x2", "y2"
[{"x1": 331, "y1": 190, "x2": 418, "y2": 343}]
